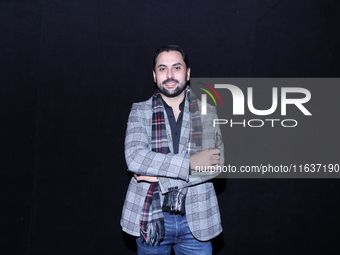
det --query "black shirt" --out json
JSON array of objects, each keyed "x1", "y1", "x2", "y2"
[{"x1": 162, "y1": 98, "x2": 185, "y2": 154}]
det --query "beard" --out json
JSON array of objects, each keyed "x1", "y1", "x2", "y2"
[{"x1": 157, "y1": 78, "x2": 187, "y2": 98}]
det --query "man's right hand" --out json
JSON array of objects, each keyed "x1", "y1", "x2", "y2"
[{"x1": 190, "y1": 149, "x2": 223, "y2": 169}]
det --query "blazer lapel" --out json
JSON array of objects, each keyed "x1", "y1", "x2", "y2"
[{"x1": 179, "y1": 93, "x2": 191, "y2": 153}]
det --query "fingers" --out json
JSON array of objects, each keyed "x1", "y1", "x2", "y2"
[
  {"x1": 190, "y1": 149, "x2": 223, "y2": 169},
  {"x1": 134, "y1": 174, "x2": 158, "y2": 183},
  {"x1": 204, "y1": 149, "x2": 221, "y2": 165},
  {"x1": 207, "y1": 149, "x2": 224, "y2": 165},
  {"x1": 208, "y1": 148, "x2": 220, "y2": 155},
  {"x1": 211, "y1": 153, "x2": 221, "y2": 165}
]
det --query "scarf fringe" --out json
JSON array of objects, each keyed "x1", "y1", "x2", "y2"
[
  {"x1": 162, "y1": 189, "x2": 187, "y2": 215},
  {"x1": 141, "y1": 219, "x2": 165, "y2": 245}
]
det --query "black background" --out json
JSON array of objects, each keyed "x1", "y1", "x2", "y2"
[{"x1": 1, "y1": 0, "x2": 339, "y2": 254}]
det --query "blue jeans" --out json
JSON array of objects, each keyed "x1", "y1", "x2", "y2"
[{"x1": 136, "y1": 212, "x2": 212, "y2": 255}]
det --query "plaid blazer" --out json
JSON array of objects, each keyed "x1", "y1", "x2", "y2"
[{"x1": 121, "y1": 93, "x2": 224, "y2": 241}]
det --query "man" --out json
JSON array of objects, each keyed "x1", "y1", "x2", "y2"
[{"x1": 121, "y1": 45, "x2": 224, "y2": 255}]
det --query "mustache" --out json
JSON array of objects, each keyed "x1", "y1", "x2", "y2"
[{"x1": 162, "y1": 78, "x2": 179, "y2": 84}]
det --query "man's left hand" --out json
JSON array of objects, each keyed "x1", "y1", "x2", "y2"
[{"x1": 134, "y1": 174, "x2": 159, "y2": 183}]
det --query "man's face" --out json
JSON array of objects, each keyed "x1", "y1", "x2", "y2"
[{"x1": 153, "y1": 51, "x2": 191, "y2": 98}]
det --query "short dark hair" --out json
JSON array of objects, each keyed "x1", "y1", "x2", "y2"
[{"x1": 153, "y1": 45, "x2": 190, "y2": 70}]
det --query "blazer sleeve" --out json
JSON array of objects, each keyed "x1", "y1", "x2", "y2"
[{"x1": 125, "y1": 102, "x2": 191, "y2": 182}]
